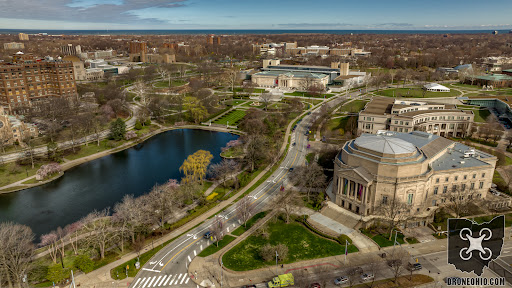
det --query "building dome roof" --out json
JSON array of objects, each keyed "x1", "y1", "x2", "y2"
[{"x1": 354, "y1": 134, "x2": 417, "y2": 155}]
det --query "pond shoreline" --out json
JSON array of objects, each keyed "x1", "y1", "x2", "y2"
[{"x1": 0, "y1": 125, "x2": 242, "y2": 195}]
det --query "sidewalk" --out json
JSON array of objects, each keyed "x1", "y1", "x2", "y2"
[{"x1": 72, "y1": 97, "x2": 316, "y2": 287}]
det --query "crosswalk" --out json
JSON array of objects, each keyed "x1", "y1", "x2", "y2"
[{"x1": 132, "y1": 273, "x2": 191, "y2": 288}]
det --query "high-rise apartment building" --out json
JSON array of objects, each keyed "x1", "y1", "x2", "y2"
[
  {"x1": 60, "y1": 44, "x2": 82, "y2": 56},
  {"x1": 3, "y1": 42, "x2": 24, "y2": 50},
  {"x1": 0, "y1": 53, "x2": 77, "y2": 112},
  {"x1": 18, "y1": 33, "x2": 29, "y2": 41},
  {"x1": 129, "y1": 41, "x2": 147, "y2": 54}
]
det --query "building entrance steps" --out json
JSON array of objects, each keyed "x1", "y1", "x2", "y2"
[{"x1": 320, "y1": 201, "x2": 361, "y2": 229}]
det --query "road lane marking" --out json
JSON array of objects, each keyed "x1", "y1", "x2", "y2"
[
  {"x1": 200, "y1": 245, "x2": 203, "y2": 250},
  {"x1": 180, "y1": 274, "x2": 187, "y2": 285},
  {"x1": 147, "y1": 276, "x2": 156, "y2": 288},
  {"x1": 133, "y1": 278, "x2": 141, "y2": 287},
  {"x1": 141, "y1": 268, "x2": 161, "y2": 273},
  {"x1": 185, "y1": 277, "x2": 190, "y2": 284},
  {"x1": 158, "y1": 120, "x2": 305, "y2": 273},
  {"x1": 140, "y1": 277, "x2": 150, "y2": 288},
  {"x1": 174, "y1": 274, "x2": 184, "y2": 285},
  {"x1": 157, "y1": 275, "x2": 167, "y2": 286},
  {"x1": 168, "y1": 274, "x2": 177, "y2": 286},
  {"x1": 193, "y1": 250, "x2": 197, "y2": 256},
  {"x1": 188, "y1": 255, "x2": 192, "y2": 262},
  {"x1": 163, "y1": 275, "x2": 172, "y2": 286},
  {"x1": 152, "y1": 276, "x2": 162, "y2": 287}
]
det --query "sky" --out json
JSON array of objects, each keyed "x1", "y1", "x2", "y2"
[{"x1": 0, "y1": 0, "x2": 511, "y2": 30}]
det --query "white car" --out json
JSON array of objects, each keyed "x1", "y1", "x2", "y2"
[
  {"x1": 334, "y1": 276, "x2": 348, "y2": 285},
  {"x1": 361, "y1": 273, "x2": 374, "y2": 281}
]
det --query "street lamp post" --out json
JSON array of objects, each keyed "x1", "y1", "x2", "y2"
[
  {"x1": 276, "y1": 251, "x2": 279, "y2": 274},
  {"x1": 221, "y1": 260, "x2": 223, "y2": 287}
]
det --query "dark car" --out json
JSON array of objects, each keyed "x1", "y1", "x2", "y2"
[
  {"x1": 334, "y1": 276, "x2": 348, "y2": 285},
  {"x1": 289, "y1": 167, "x2": 294, "y2": 172},
  {"x1": 292, "y1": 142, "x2": 296, "y2": 146},
  {"x1": 409, "y1": 263, "x2": 422, "y2": 271},
  {"x1": 203, "y1": 231, "x2": 212, "y2": 239}
]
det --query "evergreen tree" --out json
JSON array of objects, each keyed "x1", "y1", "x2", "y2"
[{"x1": 109, "y1": 118, "x2": 126, "y2": 141}]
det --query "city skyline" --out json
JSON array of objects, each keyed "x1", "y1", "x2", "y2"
[{"x1": 0, "y1": 0, "x2": 511, "y2": 30}]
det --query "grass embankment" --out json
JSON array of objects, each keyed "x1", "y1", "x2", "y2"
[
  {"x1": 222, "y1": 217, "x2": 356, "y2": 271},
  {"x1": 214, "y1": 110, "x2": 246, "y2": 125},
  {"x1": 472, "y1": 109, "x2": 491, "y2": 123},
  {"x1": 284, "y1": 91, "x2": 335, "y2": 98},
  {"x1": 231, "y1": 211, "x2": 268, "y2": 236},
  {"x1": 376, "y1": 87, "x2": 461, "y2": 98},
  {"x1": 198, "y1": 235, "x2": 237, "y2": 257},
  {"x1": 339, "y1": 100, "x2": 368, "y2": 112},
  {"x1": 360, "y1": 229, "x2": 406, "y2": 248},
  {"x1": 0, "y1": 162, "x2": 44, "y2": 187}
]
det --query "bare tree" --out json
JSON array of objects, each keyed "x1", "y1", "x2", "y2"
[
  {"x1": 0, "y1": 128, "x2": 9, "y2": 154},
  {"x1": 208, "y1": 159, "x2": 240, "y2": 190},
  {"x1": 291, "y1": 162, "x2": 327, "y2": 202},
  {"x1": 210, "y1": 215, "x2": 224, "y2": 247},
  {"x1": 0, "y1": 222, "x2": 35, "y2": 288},
  {"x1": 39, "y1": 232, "x2": 59, "y2": 264},
  {"x1": 133, "y1": 80, "x2": 151, "y2": 107},
  {"x1": 81, "y1": 209, "x2": 118, "y2": 259},
  {"x1": 444, "y1": 185, "x2": 477, "y2": 217},
  {"x1": 243, "y1": 135, "x2": 268, "y2": 172},
  {"x1": 64, "y1": 221, "x2": 82, "y2": 255},
  {"x1": 275, "y1": 190, "x2": 303, "y2": 224},
  {"x1": 375, "y1": 196, "x2": 411, "y2": 240},
  {"x1": 260, "y1": 93, "x2": 273, "y2": 111},
  {"x1": 236, "y1": 196, "x2": 254, "y2": 228},
  {"x1": 388, "y1": 248, "x2": 410, "y2": 284}
]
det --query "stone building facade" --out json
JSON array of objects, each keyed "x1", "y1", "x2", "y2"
[{"x1": 332, "y1": 131, "x2": 497, "y2": 227}]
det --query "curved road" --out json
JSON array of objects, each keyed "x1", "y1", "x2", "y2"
[{"x1": 129, "y1": 93, "x2": 352, "y2": 288}]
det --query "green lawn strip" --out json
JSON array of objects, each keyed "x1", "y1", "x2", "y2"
[
  {"x1": 232, "y1": 87, "x2": 266, "y2": 93},
  {"x1": 220, "y1": 146, "x2": 244, "y2": 158},
  {"x1": 231, "y1": 211, "x2": 268, "y2": 236},
  {"x1": 214, "y1": 110, "x2": 247, "y2": 125},
  {"x1": 360, "y1": 229, "x2": 405, "y2": 248},
  {"x1": 284, "y1": 91, "x2": 334, "y2": 98},
  {"x1": 339, "y1": 100, "x2": 368, "y2": 112},
  {"x1": 405, "y1": 237, "x2": 420, "y2": 244},
  {"x1": 198, "y1": 235, "x2": 237, "y2": 257},
  {"x1": 224, "y1": 100, "x2": 247, "y2": 106},
  {"x1": 222, "y1": 220, "x2": 352, "y2": 271},
  {"x1": 63, "y1": 140, "x2": 118, "y2": 161},
  {"x1": 305, "y1": 153, "x2": 315, "y2": 163},
  {"x1": 154, "y1": 79, "x2": 187, "y2": 88},
  {"x1": 469, "y1": 108, "x2": 491, "y2": 123},
  {"x1": 0, "y1": 162, "x2": 45, "y2": 187},
  {"x1": 376, "y1": 87, "x2": 461, "y2": 98}
]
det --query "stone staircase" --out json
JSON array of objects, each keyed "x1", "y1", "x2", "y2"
[{"x1": 320, "y1": 202, "x2": 361, "y2": 229}]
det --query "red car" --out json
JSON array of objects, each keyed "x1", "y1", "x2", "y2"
[{"x1": 310, "y1": 283, "x2": 321, "y2": 288}]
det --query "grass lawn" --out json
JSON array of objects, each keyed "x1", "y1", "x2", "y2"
[
  {"x1": 233, "y1": 87, "x2": 266, "y2": 93},
  {"x1": 339, "y1": 100, "x2": 368, "y2": 113},
  {"x1": 64, "y1": 140, "x2": 117, "y2": 161},
  {"x1": 154, "y1": 79, "x2": 187, "y2": 88},
  {"x1": 198, "y1": 235, "x2": 237, "y2": 257},
  {"x1": 222, "y1": 218, "x2": 355, "y2": 271},
  {"x1": 472, "y1": 108, "x2": 491, "y2": 123},
  {"x1": 220, "y1": 146, "x2": 244, "y2": 158},
  {"x1": 0, "y1": 162, "x2": 44, "y2": 187},
  {"x1": 232, "y1": 211, "x2": 268, "y2": 236},
  {"x1": 450, "y1": 83, "x2": 481, "y2": 90},
  {"x1": 360, "y1": 229, "x2": 406, "y2": 248},
  {"x1": 305, "y1": 153, "x2": 315, "y2": 163},
  {"x1": 214, "y1": 110, "x2": 246, "y2": 125},
  {"x1": 376, "y1": 87, "x2": 462, "y2": 98}
]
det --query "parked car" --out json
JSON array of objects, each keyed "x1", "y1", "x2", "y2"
[
  {"x1": 289, "y1": 167, "x2": 294, "y2": 172},
  {"x1": 292, "y1": 142, "x2": 296, "y2": 146},
  {"x1": 361, "y1": 273, "x2": 374, "y2": 281},
  {"x1": 203, "y1": 231, "x2": 212, "y2": 239},
  {"x1": 409, "y1": 263, "x2": 422, "y2": 271},
  {"x1": 309, "y1": 283, "x2": 321, "y2": 288},
  {"x1": 334, "y1": 276, "x2": 348, "y2": 285}
]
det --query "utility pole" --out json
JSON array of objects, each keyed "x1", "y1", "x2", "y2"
[
  {"x1": 221, "y1": 260, "x2": 223, "y2": 287},
  {"x1": 276, "y1": 251, "x2": 279, "y2": 274}
]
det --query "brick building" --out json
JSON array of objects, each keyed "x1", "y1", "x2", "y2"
[
  {"x1": 129, "y1": 41, "x2": 147, "y2": 54},
  {"x1": 0, "y1": 53, "x2": 77, "y2": 112}
]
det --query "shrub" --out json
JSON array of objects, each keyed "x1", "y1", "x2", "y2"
[
  {"x1": 125, "y1": 130, "x2": 137, "y2": 140},
  {"x1": 46, "y1": 264, "x2": 70, "y2": 284},
  {"x1": 73, "y1": 255, "x2": 94, "y2": 273},
  {"x1": 145, "y1": 119, "x2": 152, "y2": 126},
  {"x1": 134, "y1": 120, "x2": 143, "y2": 130},
  {"x1": 259, "y1": 243, "x2": 288, "y2": 263}
]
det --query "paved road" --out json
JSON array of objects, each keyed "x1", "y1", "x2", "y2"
[{"x1": 129, "y1": 93, "x2": 353, "y2": 288}]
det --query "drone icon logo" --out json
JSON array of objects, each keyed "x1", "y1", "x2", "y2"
[
  {"x1": 459, "y1": 227, "x2": 493, "y2": 261},
  {"x1": 448, "y1": 215, "x2": 504, "y2": 276}
]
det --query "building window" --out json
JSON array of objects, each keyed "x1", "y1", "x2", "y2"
[
  {"x1": 470, "y1": 183, "x2": 475, "y2": 190},
  {"x1": 382, "y1": 196, "x2": 388, "y2": 204},
  {"x1": 436, "y1": 178, "x2": 439, "y2": 183},
  {"x1": 455, "y1": 176, "x2": 458, "y2": 181},
  {"x1": 432, "y1": 200, "x2": 437, "y2": 206},
  {"x1": 434, "y1": 187, "x2": 438, "y2": 195},
  {"x1": 443, "y1": 186, "x2": 447, "y2": 193},
  {"x1": 473, "y1": 174, "x2": 476, "y2": 179},
  {"x1": 452, "y1": 185, "x2": 458, "y2": 192},
  {"x1": 462, "y1": 183, "x2": 466, "y2": 190},
  {"x1": 407, "y1": 194, "x2": 414, "y2": 205},
  {"x1": 464, "y1": 175, "x2": 467, "y2": 180},
  {"x1": 482, "y1": 173, "x2": 485, "y2": 178},
  {"x1": 479, "y1": 182, "x2": 484, "y2": 189},
  {"x1": 445, "y1": 177, "x2": 449, "y2": 182}
]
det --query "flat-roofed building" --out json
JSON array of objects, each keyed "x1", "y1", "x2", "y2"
[
  {"x1": 251, "y1": 70, "x2": 329, "y2": 89},
  {"x1": 18, "y1": 33, "x2": 29, "y2": 41},
  {"x1": 0, "y1": 54, "x2": 77, "y2": 112},
  {"x1": 471, "y1": 74, "x2": 512, "y2": 88},
  {"x1": 3, "y1": 42, "x2": 24, "y2": 50},
  {"x1": 358, "y1": 97, "x2": 474, "y2": 137},
  {"x1": 332, "y1": 131, "x2": 498, "y2": 226}
]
